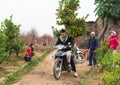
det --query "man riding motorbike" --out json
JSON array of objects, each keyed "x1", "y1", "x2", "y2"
[{"x1": 55, "y1": 29, "x2": 78, "y2": 77}]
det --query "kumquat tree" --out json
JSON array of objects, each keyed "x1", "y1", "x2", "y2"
[{"x1": 52, "y1": 0, "x2": 88, "y2": 39}]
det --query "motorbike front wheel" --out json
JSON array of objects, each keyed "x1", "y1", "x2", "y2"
[{"x1": 53, "y1": 58, "x2": 63, "y2": 80}]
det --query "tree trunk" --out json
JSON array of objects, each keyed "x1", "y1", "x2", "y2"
[
  {"x1": 98, "y1": 20, "x2": 108, "y2": 42},
  {"x1": 75, "y1": 37, "x2": 78, "y2": 46},
  {"x1": 16, "y1": 51, "x2": 19, "y2": 57}
]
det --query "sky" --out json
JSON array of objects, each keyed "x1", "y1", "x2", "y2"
[{"x1": 0, "y1": 0, "x2": 97, "y2": 36}]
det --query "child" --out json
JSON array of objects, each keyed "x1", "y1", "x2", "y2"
[{"x1": 24, "y1": 43, "x2": 34, "y2": 62}]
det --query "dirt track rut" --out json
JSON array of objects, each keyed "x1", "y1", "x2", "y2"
[{"x1": 13, "y1": 51, "x2": 90, "y2": 85}]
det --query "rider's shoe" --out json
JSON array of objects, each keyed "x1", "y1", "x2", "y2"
[
  {"x1": 74, "y1": 72, "x2": 78, "y2": 77},
  {"x1": 51, "y1": 72, "x2": 54, "y2": 75}
]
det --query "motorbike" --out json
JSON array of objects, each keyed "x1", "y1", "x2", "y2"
[
  {"x1": 53, "y1": 44, "x2": 69, "y2": 80},
  {"x1": 73, "y1": 47, "x2": 86, "y2": 64},
  {"x1": 53, "y1": 44, "x2": 85, "y2": 80}
]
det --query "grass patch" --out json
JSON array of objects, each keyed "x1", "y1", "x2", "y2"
[
  {"x1": 0, "y1": 67, "x2": 5, "y2": 72},
  {"x1": 80, "y1": 67, "x2": 98, "y2": 85},
  {"x1": 81, "y1": 80, "x2": 91, "y2": 85},
  {"x1": 81, "y1": 67, "x2": 97, "y2": 79},
  {"x1": 3, "y1": 50, "x2": 51, "y2": 85},
  {"x1": 5, "y1": 57, "x2": 20, "y2": 67}
]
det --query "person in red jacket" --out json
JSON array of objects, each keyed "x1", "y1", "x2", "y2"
[
  {"x1": 24, "y1": 43, "x2": 34, "y2": 62},
  {"x1": 108, "y1": 31, "x2": 119, "y2": 52}
]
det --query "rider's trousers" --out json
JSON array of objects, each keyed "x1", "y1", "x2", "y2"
[
  {"x1": 67, "y1": 51, "x2": 76, "y2": 72},
  {"x1": 66, "y1": 51, "x2": 72, "y2": 64}
]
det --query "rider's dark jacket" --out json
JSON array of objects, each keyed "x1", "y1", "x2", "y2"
[{"x1": 55, "y1": 36, "x2": 74, "y2": 51}]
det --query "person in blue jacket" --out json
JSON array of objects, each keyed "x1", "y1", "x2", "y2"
[{"x1": 88, "y1": 32, "x2": 98, "y2": 66}]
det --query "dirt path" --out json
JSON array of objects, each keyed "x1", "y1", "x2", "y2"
[{"x1": 13, "y1": 51, "x2": 91, "y2": 85}]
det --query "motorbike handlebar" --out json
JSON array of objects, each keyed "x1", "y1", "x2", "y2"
[{"x1": 54, "y1": 45, "x2": 67, "y2": 50}]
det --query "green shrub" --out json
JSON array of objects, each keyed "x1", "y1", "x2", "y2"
[
  {"x1": 97, "y1": 41, "x2": 108, "y2": 65},
  {"x1": 97, "y1": 42, "x2": 120, "y2": 85},
  {"x1": 101, "y1": 52, "x2": 120, "y2": 85},
  {"x1": 0, "y1": 48, "x2": 9, "y2": 63},
  {"x1": 0, "y1": 16, "x2": 23, "y2": 63}
]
